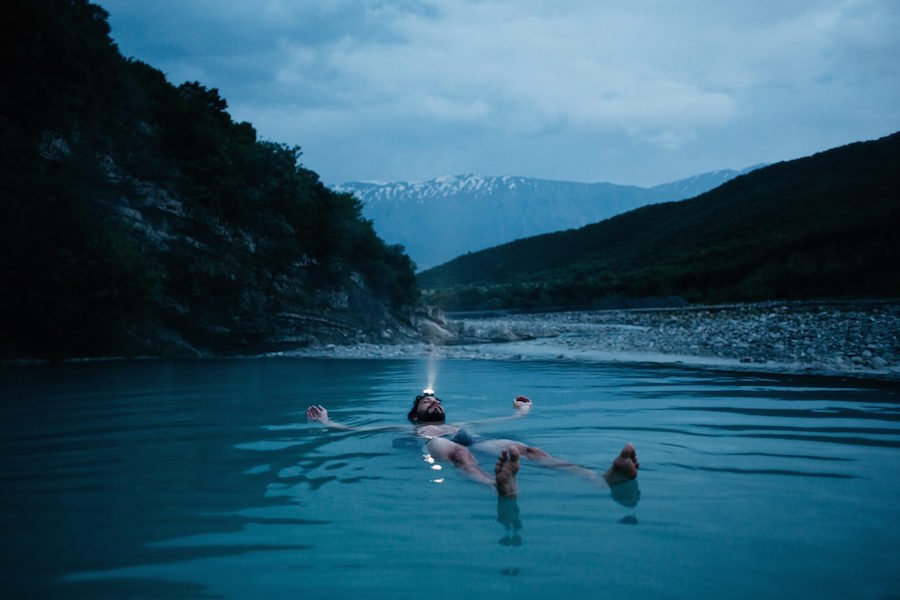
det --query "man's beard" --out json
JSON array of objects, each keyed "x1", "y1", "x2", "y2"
[{"x1": 419, "y1": 410, "x2": 445, "y2": 423}]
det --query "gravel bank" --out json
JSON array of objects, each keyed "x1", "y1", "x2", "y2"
[
  {"x1": 278, "y1": 300, "x2": 900, "y2": 380},
  {"x1": 455, "y1": 301, "x2": 900, "y2": 378}
]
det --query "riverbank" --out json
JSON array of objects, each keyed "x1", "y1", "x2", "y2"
[{"x1": 278, "y1": 300, "x2": 900, "y2": 380}]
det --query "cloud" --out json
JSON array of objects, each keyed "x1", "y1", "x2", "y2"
[
  {"x1": 101, "y1": 0, "x2": 900, "y2": 184},
  {"x1": 257, "y1": 1, "x2": 743, "y2": 143}
]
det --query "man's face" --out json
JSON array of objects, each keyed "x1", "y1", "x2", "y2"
[{"x1": 415, "y1": 396, "x2": 445, "y2": 422}]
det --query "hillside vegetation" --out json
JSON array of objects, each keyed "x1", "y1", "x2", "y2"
[
  {"x1": 1, "y1": 0, "x2": 418, "y2": 358},
  {"x1": 418, "y1": 133, "x2": 900, "y2": 310}
]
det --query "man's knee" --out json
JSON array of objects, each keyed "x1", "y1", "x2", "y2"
[
  {"x1": 428, "y1": 437, "x2": 476, "y2": 465},
  {"x1": 427, "y1": 437, "x2": 457, "y2": 460}
]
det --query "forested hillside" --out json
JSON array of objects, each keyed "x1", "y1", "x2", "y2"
[
  {"x1": 0, "y1": 0, "x2": 418, "y2": 358},
  {"x1": 418, "y1": 133, "x2": 900, "y2": 310}
]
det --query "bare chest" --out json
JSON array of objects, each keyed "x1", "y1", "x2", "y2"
[{"x1": 414, "y1": 424, "x2": 460, "y2": 438}]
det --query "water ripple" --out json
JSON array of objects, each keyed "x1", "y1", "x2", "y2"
[{"x1": 667, "y1": 463, "x2": 857, "y2": 479}]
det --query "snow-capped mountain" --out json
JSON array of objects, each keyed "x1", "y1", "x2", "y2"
[
  {"x1": 338, "y1": 174, "x2": 586, "y2": 203},
  {"x1": 335, "y1": 167, "x2": 761, "y2": 271}
]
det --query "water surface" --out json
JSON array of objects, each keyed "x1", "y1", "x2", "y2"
[{"x1": 1, "y1": 358, "x2": 898, "y2": 598}]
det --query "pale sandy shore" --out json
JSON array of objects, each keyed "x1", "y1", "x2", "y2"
[{"x1": 276, "y1": 300, "x2": 900, "y2": 381}]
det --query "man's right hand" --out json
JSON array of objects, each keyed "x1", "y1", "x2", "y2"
[
  {"x1": 513, "y1": 395, "x2": 532, "y2": 415},
  {"x1": 307, "y1": 404, "x2": 329, "y2": 423}
]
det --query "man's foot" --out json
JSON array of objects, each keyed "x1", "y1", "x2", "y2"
[
  {"x1": 495, "y1": 446, "x2": 520, "y2": 496},
  {"x1": 604, "y1": 443, "x2": 640, "y2": 483}
]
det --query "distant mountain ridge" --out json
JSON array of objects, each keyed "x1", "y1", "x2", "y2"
[
  {"x1": 336, "y1": 167, "x2": 762, "y2": 270},
  {"x1": 649, "y1": 167, "x2": 766, "y2": 198},
  {"x1": 416, "y1": 132, "x2": 900, "y2": 311}
]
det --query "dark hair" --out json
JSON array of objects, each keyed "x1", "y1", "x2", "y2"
[
  {"x1": 408, "y1": 394, "x2": 443, "y2": 422},
  {"x1": 407, "y1": 396, "x2": 421, "y2": 421}
]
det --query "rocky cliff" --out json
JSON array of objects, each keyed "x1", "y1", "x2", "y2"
[{"x1": 1, "y1": 0, "x2": 420, "y2": 359}]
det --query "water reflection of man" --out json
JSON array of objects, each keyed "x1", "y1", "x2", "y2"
[
  {"x1": 307, "y1": 392, "x2": 640, "y2": 500},
  {"x1": 497, "y1": 496, "x2": 523, "y2": 547}
]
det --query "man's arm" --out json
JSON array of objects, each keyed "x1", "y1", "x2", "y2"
[
  {"x1": 307, "y1": 405, "x2": 351, "y2": 430},
  {"x1": 456, "y1": 396, "x2": 533, "y2": 428},
  {"x1": 306, "y1": 405, "x2": 406, "y2": 432}
]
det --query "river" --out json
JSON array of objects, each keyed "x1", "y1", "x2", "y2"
[{"x1": 1, "y1": 357, "x2": 898, "y2": 598}]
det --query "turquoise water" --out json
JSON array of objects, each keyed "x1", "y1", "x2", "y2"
[{"x1": 1, "y1": 358, "x2": 899, "y2": 599}]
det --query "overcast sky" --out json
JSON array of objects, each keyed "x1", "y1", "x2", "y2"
[{"x1": 100, "y1": 0, "x2": 900, "y2": 186}]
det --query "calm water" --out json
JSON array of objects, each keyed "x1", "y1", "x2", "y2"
[{"x1": 1, "y1": 358, "x2": 899, "y2": 599}]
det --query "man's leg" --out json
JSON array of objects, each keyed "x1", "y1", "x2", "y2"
[
  {"x1": 494, "y1": 446, "x2": 519, "y2": 497},
  {"x1": 426, "y1": 437, "x2": 520, "y2": 496},
  {"x1": 472, "y1": 439, "x2": 639, "y2": 485},
  {"x1": 426, "y1": 437, "x2": 494, "y2": 486}
]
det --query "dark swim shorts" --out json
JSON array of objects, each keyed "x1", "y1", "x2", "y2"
[
  {"x1": 449, "y1": 428, "x2": 475, "y2": 447},
  {"x1": 391, "y1": 428, "x2": 476, "y2": 450}
]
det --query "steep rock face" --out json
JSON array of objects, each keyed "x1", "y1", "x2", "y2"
[
  {"x1": 3, "y1": 146, "x2": 420, "y2": 358},
  {"x1": 88, "y1": 158, "x2": 422, "y2": 357}
]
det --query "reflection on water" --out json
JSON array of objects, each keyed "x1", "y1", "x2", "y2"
[
  {"x1": 497, "y1": 494, "x2": 523, "y2": 577},
  {"x1": 1, "y1": 358, "x2": 899, "y2": 598},
  {"x1": 609, "y1": 479, "x2": 641, "y2": 507},
  {"x1": 497, "y1": 496, "x2": 523, "y2": 547}
]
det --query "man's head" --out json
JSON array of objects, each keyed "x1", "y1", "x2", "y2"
[{"x1": 408, "y1": 393, "x2": 445, "y2": 423}]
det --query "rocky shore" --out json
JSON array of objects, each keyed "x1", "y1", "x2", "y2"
[{"x1": 282, "y1": 300, "x2": 900, "y2": 380}]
